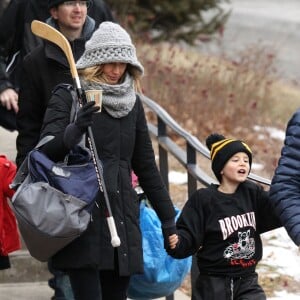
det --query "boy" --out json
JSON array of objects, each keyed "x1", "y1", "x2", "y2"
[{"x1": 168, "y1": 133, "x2": 282, "y2": 300}]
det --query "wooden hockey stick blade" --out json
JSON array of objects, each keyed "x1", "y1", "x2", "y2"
[{"x1": 31, "y1": 20, "x2": 78, "y2": 82}]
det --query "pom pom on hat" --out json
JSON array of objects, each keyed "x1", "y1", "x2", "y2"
[
  {"x1": 206, "y1": 133, "x2": 226, "y2": 150},
  {"x1": 206, "y1": 133, "x2": 252, "y2": 182},
  {"x1": 76, "y1": 22, "x2": 144, "y2": 75}
]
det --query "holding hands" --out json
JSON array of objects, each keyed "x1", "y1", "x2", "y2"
[
  {"x1": 168, "y1": 234, "x2": 179, "y2": 249},
  {"x1": 162, "y1": 219, "x2": 179, "y2": 250}
]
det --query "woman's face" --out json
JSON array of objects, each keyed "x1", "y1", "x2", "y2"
[{"x1": 102, "y1": 63, "x2": 127, "y2": 84}]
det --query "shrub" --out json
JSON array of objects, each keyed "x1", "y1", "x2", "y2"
[
  {"x1": 137, "y1": 42, "x2": 300, "y2": 177},
  {"x1": 106, "y1": 0, "x2": 230, "y2": 44}
]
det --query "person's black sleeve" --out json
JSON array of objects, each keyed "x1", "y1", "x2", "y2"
[
  {"x1": 131, "y1": 97, "x2": 176, "y2": 223},
  {"x1": 16, "y1": 56, "x2": 45, "y2": 167}
]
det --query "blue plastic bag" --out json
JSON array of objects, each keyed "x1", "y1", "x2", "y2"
[{"x1": 128, "y1": 202, "x2": 192, "y2": 300}]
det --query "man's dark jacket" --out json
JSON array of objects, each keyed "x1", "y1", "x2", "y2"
[
  {"x1": 0, "y1": 0, "x2": 114, "y2": 131},
  {"x1": 0, "y1": 0, "x2": 114, "y2": 94}
]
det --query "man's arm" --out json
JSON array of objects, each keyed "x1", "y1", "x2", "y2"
[{"x1": 0, "y1": 0, "x2": 28, "y2": 114}]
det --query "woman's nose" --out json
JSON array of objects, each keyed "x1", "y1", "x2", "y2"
[{"x1": 112, "y1": 65, "x2": 122, "y2": 74}]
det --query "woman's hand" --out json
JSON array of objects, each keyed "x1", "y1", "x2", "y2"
[
  {"x1": 63, "y1": 101, "x2": 100, "y2": 149},
  {"x1": 75, "y1": 101, "x2": 100, "y2": 132}
]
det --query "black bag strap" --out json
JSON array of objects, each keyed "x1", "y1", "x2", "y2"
[
  {"x1": 52, "y1": 83, "x2": 79, "y2": 123},
  {"x1": 11, "y1": 84, "x2": 83, "y2": 190}
]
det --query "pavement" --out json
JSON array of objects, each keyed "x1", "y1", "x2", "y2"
[
  {"x1": 203, "y1": 0, "x2": 300, "y2": 82},
  {"x1": 0, "y1": 127, "x2": 190, "y2": 300},
  {"x1": 0, "y1": 282, "x2": 189, "y2": 300},
  {"x1": 0, "y1": 126, "x2": 18, "y2": 161},
  {"x1": 0, "y1": 282, "x2": 53, "y2": 300}
]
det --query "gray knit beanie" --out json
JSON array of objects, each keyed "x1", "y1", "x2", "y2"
[{"x1": 76, "y1": 22, "x2": 144, "y2": 75}]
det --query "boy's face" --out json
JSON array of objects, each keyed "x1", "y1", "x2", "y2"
[
  {"x1": 221, "y1": 152, "x2": 250, "y2": 184},
  {"x1": 50, "y1": 1, "x2": 88, "y2": 34}
]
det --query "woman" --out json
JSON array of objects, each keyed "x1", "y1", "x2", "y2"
[{"x1": 39, "y1": 21, "x2": 177, "y2": 300}]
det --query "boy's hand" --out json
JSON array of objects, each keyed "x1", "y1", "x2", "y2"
[
  {"x1": 161, "y1": 219, "x2": 177, "y2": 250},
  {"x1": 168, "y1": 234, "x2": 179, "y2": 249}
]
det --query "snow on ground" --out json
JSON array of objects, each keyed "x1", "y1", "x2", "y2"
[
  {"x1": 254, "y1": 125, "x2": 286, "y2": 141},
  {"x1": 261, "y1": 228, "x2": 300, "y2": 279},
  {"x1": 169, "y1": 171, "x2": 187, "y2": 185},
  {"x1": 251, "y1": 162, "x2": 264, "y2": 171},
  {"x1": 269, "y1": 291, "x2": 300, "y2": 300},
  {"x1": 261, "y1": 228, "x2": 300, "y2": 299}
]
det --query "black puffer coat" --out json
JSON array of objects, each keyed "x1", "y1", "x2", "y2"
[
  {"x1": 270, "y1": 109, "x2": 300, "y2": 246},
  {"x1": 40, "y1": 86, "x2": 176, "y2": 276}
]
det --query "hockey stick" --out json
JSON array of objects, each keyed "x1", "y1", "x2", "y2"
[{"x1": 31, "y1": 20, "x2": 121, "y2": 247}]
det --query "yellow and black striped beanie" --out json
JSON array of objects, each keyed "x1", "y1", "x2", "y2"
[{"x1": 206, "y1": 133, "x2": 252, "y2": 182}]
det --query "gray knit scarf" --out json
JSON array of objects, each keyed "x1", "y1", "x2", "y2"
[{"x1": 81, "y1": 73, "x2": 136, "y2": 118}]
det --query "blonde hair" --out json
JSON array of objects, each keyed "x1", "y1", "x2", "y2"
[{"x1": 78, "y1": 64, "x2": 142, "y2": 93}]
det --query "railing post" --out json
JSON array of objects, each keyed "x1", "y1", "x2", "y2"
[
  {"x1": 157, "y1": 117, "x2": 173, "y2": 300},
  {"x1": 158, "y1": 117, "x2": 169, "y2": 190},
  {"x1": 186, "y1": 143, "x2": 199, "y2": 296},
  {"x1": 187, "y1": 143, "x2": 197, "y2": 197}
]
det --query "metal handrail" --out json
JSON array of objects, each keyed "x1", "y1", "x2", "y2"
[{"x1": 140, "y1": 93, "x2": 271, "y2": 187}]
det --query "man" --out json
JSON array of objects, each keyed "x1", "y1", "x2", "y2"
[
  {"x1": 16, "y1": 0, "x2": 114, "y2": 166},
  {"x1": 15, "y1": 1, "x2": 114, "y2": 299},
  {"x1": 0, "y1": 0, "x2": 114, "y2": 132}
]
